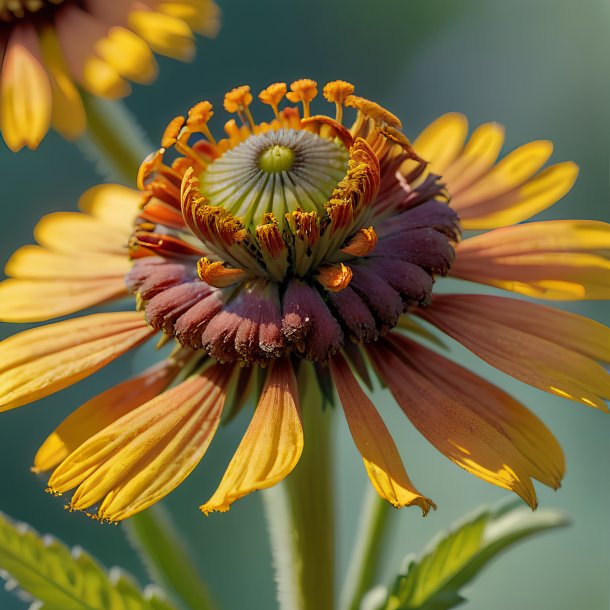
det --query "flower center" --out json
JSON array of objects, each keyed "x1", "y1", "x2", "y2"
[
  {"x1": 199, "y1": 128, "x2": 350, "y2": 229},
  {"x1": 0, "y1": 0, "x2": 65, "y2": 22}
]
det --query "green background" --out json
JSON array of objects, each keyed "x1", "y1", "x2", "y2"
[{"x1": 0, "y1": 0, "x2": 608, "y2": 608}]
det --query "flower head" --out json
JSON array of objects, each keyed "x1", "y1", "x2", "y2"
[
  {"x1": 0, "y1": 79, "x2": 609, "y2": 522},
  {"x1": 0, "y1": 0, "x2": 220, "y2": 151}
]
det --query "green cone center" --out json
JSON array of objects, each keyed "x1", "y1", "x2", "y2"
[{"x1": 199, "y1": 128, "x2": 350, "y2": 229}]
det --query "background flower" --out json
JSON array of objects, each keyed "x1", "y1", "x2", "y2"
[{"x1": 0, "y1": 1, "x2": 607, "y2": 609}]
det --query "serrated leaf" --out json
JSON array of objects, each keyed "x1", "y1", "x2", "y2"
[
  {"x1": 0, "y1": 512, "x2": 179, "y2": 610},
  {"x1": 376, "y1": 500, "x2": 569, "y2": 610}
]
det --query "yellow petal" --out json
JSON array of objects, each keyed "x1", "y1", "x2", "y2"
[
  {"x1": 34, "y1": 211, "x2": 129, "y2": 254},
  {"x1": 368, "y1": 337, "x2": 541, "y2": 507},
  {"x1": 48, "y1": 365, "x2": 229, "y2": 521},
  {"x1": 0, "y1": 312, "x2": 154, "y2": 412},
  {"x1": 452, "y1": 220, "x2": 610, "y2": 299},
  {"x1": 458, "y1": 162, "x2": 579, "y2": 229},
  {"x1": 201, "y1": 358, "x2": 302, "y2": 514},
  {"x1": 330, "y1": 353, "x2": 433, "y2": 513},
  {"x1": 34, "y1": 361, "x2": 178, "y2": 472},
  {"x1": 78, "y1": 183, "x2": 142, "y2": 234},
  {"x1": 38, "y1": 25, "x2": 86, "y2": 140},
  {"x1": 1, "y1": 24, "x2": 52, "y2": 151},
  {"x1": 157, "y1": 0, "x2": 221, "y2": 36},
  {"x1": 129, "y1": 10, "x2": 195, "y2": 61},
  {"x1": 5, "y1": 245, "x2": 130, "y2": 280},
  {"x1": 0, "y1": 277, "x2": 127, "y2": 322},
  {"x1": 420, "y1": 294, "x2": 610, "y2": 410},
  {"x1": 96, "y1": 27, "x2": 158, "y2": 85},
  {"x1": 413, "y1": 113, "x2": 469, "y2": 175},
  {"x1": 452, "y1": 140, "x2": 554, "y2": 209},
  {"x1": 442, "y1": 122, "x2": 505, "y2": 194}
]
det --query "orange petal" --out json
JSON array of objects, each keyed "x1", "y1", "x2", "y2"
[
  {"x1": 451, "y1": 220, "x2": 610, "y2": 300},
  {"x1": 330, "y1": 353, "x2": 433, "y2": 513},
  {"x1": 34, "y1": 361, "x2": 179, "y2": 472},
  {"x1": 78, "y1": 183, "x2": 142, "y2": 234},
  {"x1": 0, "y1": 277, "x2": 127, "y2": 322},
  {"x1": 34, "y1": 211, "x2": 129, "y2": 255},
  {"x1": 201, "y1": 358, "x2": 303, "y2": 513},
  {"x1": 0, "y1": 312, "x2": 154, "y2": 412},
  {"x1": 420, "y1": 294, "x2": 610, "y2": 410},
  {"x1": 368, "y1": 337, "x2": 539, "y2": 507},
  {"x1": 48, "y1": 365, "x2": 230, "y2": 521},
  {"x1": 5, "y1": 245, "x2": 130, "y2": 280},
  {"x1": 0, "y1": 24, "x2": 52, "y2": 151}
]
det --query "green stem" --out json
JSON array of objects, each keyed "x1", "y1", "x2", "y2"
[
  {"x1": 124, "y1": 504, "x2": 218, "y2": 610},
  {"x1": 340, "y1": 487, "x2": 395, "y2": 610},
  {"x1": 79, "y1": 92, "x2": 153, "y2": 185},
  {"x1": 262, "y1": 361, "x2": 335, "y2": 610}
]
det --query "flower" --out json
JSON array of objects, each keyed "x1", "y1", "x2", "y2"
[
  {"x1": 0, "y1": 79, "x2": 608, "y2": 522},
  {"x1": 0, "y1": 0, "x2": 220, "y2": 151}
]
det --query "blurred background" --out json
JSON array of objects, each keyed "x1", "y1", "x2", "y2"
[{"x1": 0, "y1": 0, "x2": 608, "y2": 608}]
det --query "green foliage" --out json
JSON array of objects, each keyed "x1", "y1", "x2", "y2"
[
  {"x1": 368, "y1": 501, "x2": 569, "y2": 610},
  {"x1": 0, "y1": 512, "x2": 178, "y2": 610}
]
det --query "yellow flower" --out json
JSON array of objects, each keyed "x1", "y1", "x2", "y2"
[
  {"x1": 0, "y1": 79, "x2": 608, "y2": 522},
  {"x1": 0, "y1": 0, "x2": 220, "y2": 151}
]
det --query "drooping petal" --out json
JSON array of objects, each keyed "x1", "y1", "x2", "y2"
[
  {"x1": 451, "y1": 220, "x2": 610, "y2": 299},
  {"x1": 0, "y1": 277, "x2": 127, "y2": 322},
  {"x1": 1, "y1": 24, "x2": 52, "y2": 151},
  {"x1": 330, "y1": 353, "x2": 433, "y2": 513},
  {"x1": 48, "y1": 365, "x2": 231, "y2": 521},
  {"x1": 34, "y1": 361, "x2": 179, "y2": 473},
  {"x1": 0, "y1": 312, "x2": 154, "y2": 412},
  {"x1": 78, "y1": 183, "x2": 142, "y2": 234},
  {"x1": 157, "y1": 0, "x2": 221, "y2": 37},
  {"x1": 367, "y1": 337, "x2": 539, "y2": 507},
  {"x1": 38, "y1": 25, "x2": 86, "y2": 140},
  {"x1": 201, "y1": 358, "x2": 303, "y2": 513},
  {"x1": 419, "y1": 294, "x2": 610, "y2": 410}
]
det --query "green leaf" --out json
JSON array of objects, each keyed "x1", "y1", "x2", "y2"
[
  {"x1": 0, "y1": 511, "x2": 179, "y2": 610},
  {"x1": 372, "y1": 500, "x2": 569, "y2": 610}
]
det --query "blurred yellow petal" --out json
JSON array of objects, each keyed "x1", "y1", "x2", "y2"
[
  {"x1": 78, "y1": 183, "x2": 142, "y2": 234},
  {"x1": 452, "y1": 140, "x2": 554, "y2": 209},
  {"x1": 442, "y1": 122, "x2": 505, "y2": 194},
  {"x1": 413, "y1": 112, "x2": 469, "y2": 175},
  {"x1": 129, "y1": 9, "x2": 195, "y2": 61},
  {"x1": 0, "y1": 312, "x2": 154, "y2": 412},
  {"x1": 5, "y1": 245, "x2": 130, "y2": 280},
  {"x1": 38, "y1": 25, "x2": 86, "y2": 140},
  {"x1": 82, "y1": 55, "x2": 130, "y2": 99},
  {"x1": 1, "y1": 24, "x2": 52, "y2": 151},
  {"x1": 48, "y1": 365, "x2": 229, "y2": 521},
  {"x1": 34, "y1": 211, "x2": 129, "y2": 254},
  {"x1": 330, "y1": 353, "x2": 434, "y2": 513},
  {"x1": 157, "y1": 0, "x2": 221, "y2": 37},
  {"x1": 458, "y1": 162, "x2": 579, "y2": 229},
  {"x1": 368, "y1": 337, "x2": 540, "y2": 507},
  {"x1": 420, "y1": 294, "x2": 610, "y2": 410},
  {"x1": 34, "y1": 361, "x2": 178, "y2": 472},
  {"x1": 452, "y1": 220, "x2": 610, "y2": 299},
  {"x1": 0, "y1": 277, "x2": 127, "y2": 322},
  {"x1": 201, "y1": 358, "x2": 302, "y2": 514},
  {"x1": 96, "y1": 27, "x2": 158, "y2": 85}
]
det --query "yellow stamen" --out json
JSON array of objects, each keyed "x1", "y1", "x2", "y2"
[
  {"x1": 224, "y1": 85, "x2": 255, "y2": 129},
  {"x1": 186, "y1": 100, "x2": 217, "y2": 144},
  {"x1": 197, "y1": 257, "x2": 248, "y2": 287},
  {"x1": 259, "y1": 82, "x2": 287, "y2": 119},
  {"x1": 323, "y1": 80, "x2": 355, "y2": 123},
  {"x1": 345, "y1": 95, "x2": 402, "y2": 129},
  {"x1": 316, "y1": 263, "x2": 353, "y2": 292},
  {"x1": 341, "y1": 227, "x2": 378, "y2": 256},
  {"x1": 161, "y1": 115, "x2": 185, "y2": 148},
  {"x1": 286, "y1": 79, "x2": 318, "y2": 119}
]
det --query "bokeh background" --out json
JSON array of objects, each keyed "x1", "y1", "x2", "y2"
[{"x1": 0, "y1": 0, "x2": 608, "y2": 608}]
